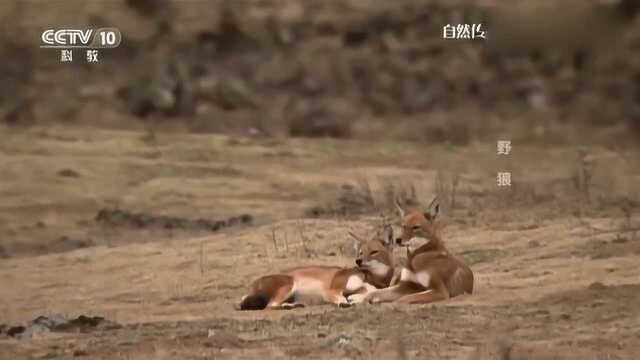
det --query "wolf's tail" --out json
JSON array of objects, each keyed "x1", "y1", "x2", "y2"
[{"x1": 237, "y1": 293, "x2": 270, "y2": 310}]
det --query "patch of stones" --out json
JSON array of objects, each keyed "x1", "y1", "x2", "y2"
[
  {"x1": 2, "y1": 315, "x2": 121, "y2": 339},
  {"x1": 95, "y1": 207, "x2": 253, "y2": 232}
]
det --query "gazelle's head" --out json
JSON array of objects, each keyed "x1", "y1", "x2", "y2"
[
  {"x1": 350, "y1": 225, "x2": 394, "y2": 282},
  {"x1": 394, "y1": 196, "x2": 442, "y2": 249}
]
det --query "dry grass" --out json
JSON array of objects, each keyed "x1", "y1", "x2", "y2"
[
  {"x1": 1, "y1": 121, "x2": 639, "y2": 359},
  {"x1": 0, "y1": 2, "x2": 639, "y2": 357},
  {"x1": 305, "y1": 177, "x2": 422, "y2": 219}
]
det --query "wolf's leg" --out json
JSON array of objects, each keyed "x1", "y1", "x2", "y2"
[
  {"x1": 266, "y1": 279, "x2": 298, "y2": 309},
  {"x1": 326, "y1": 289, "x2": 353, "y2": 308},
  {"x1": 347, "y1": 283, "x2": 377, "y2": 304},
  {"x1": 389, "y1": 267, "x2": 403, "y2": 286},
  {"x1": 278, "y1": 302, "x2": 305, "y2": 310},
  {"x1": 364, "y1": 281, "x2": 423, "y2": 304},
  {"x1": 396, "y1": 278, "x2": 449, "y2": 304}
]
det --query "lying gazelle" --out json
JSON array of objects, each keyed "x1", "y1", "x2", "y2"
[{"x1": 355, "y1": 197, "x2": 474, "y2": 304}]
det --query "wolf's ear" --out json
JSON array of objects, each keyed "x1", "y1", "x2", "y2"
[
  {"x1": 348, "y1": 231, "x2": 363, "y2": 253},
  {"x1": 424, "y1": 203, "x2": 439, "y2": 221},
  {"x1": 348, "y1": 231, "x2": 363, "y2": 243},
  {"x1": 381, "y1": 225, "x2": 394, "y2": 248},
  {"x1": 394, "y1": 199, "x2": 406, "y2": 218}
]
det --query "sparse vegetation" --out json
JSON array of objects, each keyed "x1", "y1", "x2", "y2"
[
  {"x1": 199, "y1": 239, "x2": 205, "y2": 276},
  {"x1": 460, "y1": 248, "x2": 505, "y2": 266},
  {"x1": 572, "y1": 148, "x2": 595, "y2": 206},
  {"x1": 305, "y1": 178, "x2": 422, "y2": 219}
]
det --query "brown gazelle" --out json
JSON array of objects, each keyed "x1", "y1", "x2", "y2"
[{"x1": 361, "y1": 197, "x2": 474, "y2": 304}]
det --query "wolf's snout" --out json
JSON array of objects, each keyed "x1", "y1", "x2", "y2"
[{"x1": 355, "y1": 259, "x2": 363, "y2": 266}]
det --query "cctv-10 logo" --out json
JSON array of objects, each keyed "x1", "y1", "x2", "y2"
[{"x1": 40, "y1": 28, "x2": 121, "y2": 48}]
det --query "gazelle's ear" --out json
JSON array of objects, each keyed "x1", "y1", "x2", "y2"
[
  {"x1": 381, "y1": 225, "x2": 394, "y2": 248},
  {"x1": 394, "y1": 199, "x2": 406, "y2": 218}
]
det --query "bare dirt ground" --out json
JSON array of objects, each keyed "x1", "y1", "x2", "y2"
[
  {"x1": 1, "y1": 124, "x2": 639, "y2": 359},
  {"x1": 2, "y1": 0, "x2": 640, "y2": 358}
]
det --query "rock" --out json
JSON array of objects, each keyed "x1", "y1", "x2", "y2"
[
  {"x1": 588, "y1": 282, "x2": 607, "y2": 291},
  {"x1": 2, "y1": 97, "x2": 35, "y2": 126},
  {"x1": 7, "y1": 326, "x2": 26, "y2": 337},
  {"x1": 216, "y1": 77, "x2": 257, "y2": 110},
  {"x1": 34, "y1": 352, "x2": 57, "y2": 359},
  {"x1": 73, "y1": 350, "x2": 89, "y2": 357},
  {"x1": 6, "y1": 315, "x2": 121, "y2": 339},
  {"x1": 117, "y1": 59, "x2": 194, "y2": 118},
  {"x1": 95, "y1": 207, "x2": 252, "y2": 232},
  {"x1": 527, "y1": 240, "x2": 541, "y2": 248},
  {"x1": 125, "y1": 0, "x2": 173, "y2": 18},
  {"x1": 421, "y1": 112, "x2": 470, "y2": 146},
  {"x1": 612, "y1": 236, "x2": 628, "y2": 244},
  {"x1": 328, "y1": 334, "x2": 352, "y2": 347},
  {"x1": 288, "y1": 98, "x2": 355, "y2": 139},
  {"x1": 57, "y1": 169, "x2": 81, "y2": 178},
  {"x1": 204, "y1": 330, "x2": 245, "y2": 349},
  {"x1": 32, "y1": 315, "x2": 67, "y2": 329},
  {"x1": 56, "y1": 315, "x2": 121, "y2": 332},
  {"x1": 20, "y1": 323, "x2": 51, "y2": 338}
]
